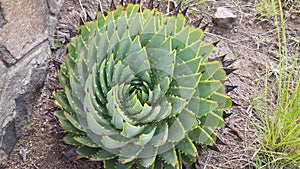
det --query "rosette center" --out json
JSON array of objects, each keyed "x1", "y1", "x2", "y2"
[{"x1": 128, "y1": 78, "x2": 150, "y2": 105}]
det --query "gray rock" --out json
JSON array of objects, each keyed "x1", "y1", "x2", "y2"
[
  {"x1": 213, "y1": 7, "x2": 237, "y2": 30},
  {"x1": 47, "y1": 0, "x2": 65, "y2": 15},
  {"x1": 49, "y1": 15, "x2": 58, "y2": 47},
  {"x1": 0, "y1": 0, "x2": 61, "y2": 165},
  {"x1": 0, "y1": 43, "x2": 17, "y2": 66},
  {"x1": 0, "y1": 41, "x2": 50, "y2": 165},
  {"x1": 0, "y1": 0, "x2": 49, "y2": 60},
  {"x1": 0, "y1": 2, "x2": 7, "y2": 28}
]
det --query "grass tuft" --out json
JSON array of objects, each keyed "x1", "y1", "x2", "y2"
[{"x1": 252, "y1": 0, "x2": 300, "y2": 168}]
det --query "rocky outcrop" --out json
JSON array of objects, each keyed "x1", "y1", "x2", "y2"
[{"x1": 0, "y1": 0, "x2": 64, "y2": 165}]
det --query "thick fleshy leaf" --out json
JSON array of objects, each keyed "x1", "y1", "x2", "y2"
[
  {"x1": 176, "y1": 137, "x2": 197, "y2": 157},
  {"x1": 160, "y1": 147, "x2": 178, "y2": 167},
  {"x1": 54, "y1": 4, "x2": 233, "y2": 168}
]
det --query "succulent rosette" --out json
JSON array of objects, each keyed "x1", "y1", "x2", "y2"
[{"x1": 54, "y1": 4, "x2": 232, "y2": 169}]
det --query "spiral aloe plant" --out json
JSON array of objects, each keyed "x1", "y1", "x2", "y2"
[{"x1": 54, "y1": 2, "x2": 232, "y2": 169}]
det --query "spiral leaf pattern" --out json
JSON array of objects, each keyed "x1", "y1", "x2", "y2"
[{"x1": 54, "y1": 4, "x2": 232, "y2": 169}]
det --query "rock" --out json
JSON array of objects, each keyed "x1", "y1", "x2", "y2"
[
  {"x1": 0, "y1": 43, "x2": 17, "y2": 66},
  {"x1": 0, "y1": 0, "x2": 49, "y2": 60},
  {"x1": 0, "y1": 3, "x2": 7, "y2": 28},
  {"x1": 47, "y1": 0, "x2": 65, "y2": 15},
  {"x1": 0, "y1": 0, "x2": 61, "y2": 165},
  {"x1": 49, "y1": 15, "x2": 58, "y2": 47},
  {"x1": 213, "y1": 7, "x2": 237, "y2": 30}
]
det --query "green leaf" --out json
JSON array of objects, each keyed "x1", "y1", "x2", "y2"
[
  {"x1": 63, "y1": 135, "x2": 81, "y2": 145},
  {"x1": 188, "y1": 29, "x2": 203, "y2": 45},
  {"x1": 126, "y1": 4, "x2": 140, "y2": 18},
  {"x1": 121, "y1": 122, "x2": 146, "y2": 138},
  {"x1": 116, "y1": 16, "x2": 128, "y2": 38},
  {"x1": 187, "y1": 97, "x2": 218, "y2": 117},
  {"x1": 104, "y1": 159, "x2": 118, "y2": 169},
  {"x1": 74, "y1": 136, "x2": 98, "y2": 148},
  {"x1": 174, "y1": 73, "x2": 201, "y2": 88},
  {"x1": 140, "y1": 15, "x2": 156, "y2": 45},
  {"x1": 106, "y1": 12, "x2": 115, "y2": 38},
  {"x1": 80, "y1": 25, "x2": 91, "y2": 42},
  {"x1": 96, "y1": 31, "x2": 109, "y2": 64},
  {"x1": 146, "y1": 27, "x2": 166, "y2": 48},
  {"x1": 198, "y1": 43, "x2": 214, "y2": 58},
  {"x1": 141, "y1": 155, "x2": 156, "y2": 168},
  {"x1": 102, "y1": 135, "x2": 128, "y2": 149},
  {"x1": 167, "y1": 118, "x2": 185, "y2": 142},
  {"x1": 114, "y1": 5, "x2": 124, "y2": 19},
  {"x1": 175, "y1": 14, "x2": 185, "y2": 34},
  {"x1": 213, "y1": 68, "x2": 227, "y2": 80},
  {"x1": 54, "y1": 110, "x2": 66, "y2": 120},
  {"x1": 108, "y1": 30, "x2": 121, "y2": 54},
  {"x1": 165, "y1": 17, "x2": 176, "y2": 35},
  {"x1": 54, "y1": 91, "x2": 72, "y2": 113},
  {"x1": 119, "y1": 142, "x2": 142, "y2": 163},
  {"x1": 198, "y1": 81, "x2": 223, "y2": 98},
  {"x1": 200, "y1": 111, "x2": 224, "y2": 128},
  {"x1": 86, "y1": 111, "x2": 118, "y2": 135},
  {"x1": 178, "y1": 109, "x2": 197, "y2": 131},
  {"x1": 124, "y1": 48, "x2": 150, "y2": 74},
  {"x1": 96, "y1": 13, "x2": 106, "y2": 29},
  {"x1": 172, "y1": 26, "x2": 189, "y2": 49},
  {"x1": 151, "y1": 122, "x2": 168, "y2": 147},
  {"x1": 76, "y1": 146, "x2": 100, "y2": 157},
  {"x1": 160, "y1": 147, "x2": 178, "y2": 167},
  {"x1": 117, "y1": 30, "x2": 132, "y2": 60},
  {"x1": 137, "y1": 126, "x2": 157, "y2": 146},
  {"x1": 176, "y1": 47, "x2": 197, "y2": 62},
  {"x1": 92, "y1": 149, "x2": 116, "y2": 160},
  {"x1": 176, "y1": 137, "x2": 197, "y2": 157},
  {"x1": 64, "y1": 111, "x2": 85, "y2": 132},
  {"x1": 139, "y1": 143, "x2": 158, "y2": 167},
  {"x1": 200, "y1": 61, "x2": 222, "y2": 80},
  {"x1": 211, "y1": 92, "x2": 232, "y2": 109},
  {"x1": 129, "y1": 14, "x2": 142, "y2": 37},
  {"x1": 188, "y1": 126, "x2": 214, "y2": 145},
  {"x1": 99, "y1": 59, "x2": 109, "y2": 94}
]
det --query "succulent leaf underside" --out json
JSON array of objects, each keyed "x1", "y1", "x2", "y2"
[{"x1": 55, "y1": 4, "x2": 232, "y2": 169}]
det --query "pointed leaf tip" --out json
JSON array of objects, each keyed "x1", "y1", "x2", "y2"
[
  {"x1": 222, "y1": 111, "x2": 232, "y2": 119},
  {"x1": 200, "y1": 23, "x2": 209, "y2": 31},
  {"x1": 192, "y1": 18, "x2": 203, "y2": 28},
  {"x1": 212, "y1": 40, "x2": 220, "y2": 47},
  {"x1": 79, "y1": 17, "x2": 85, "y2": 26},
  {"x1": 224, "y1": 68, "x2": 237, "y2": 75},
  {"x1": 97, "y1": 2, "x2": 105, "y2": 13},
  {"x1": 216, "y1": 137, "x2": 227, "y2": 146},
  {"x1": 225, "y1": 85, "x2": 237, "y2": 93},
  {"x1": 209, "y1": 143, "x2": 220, "y2": 152},
  {"x1": 171, "y1": 1, "x2": 182, "y2": 16},
  {"x1": 110, "y1": 0, "x2": 116, "y2": 10},
  {"x1": 148, "y1": 0, "x2": 154, "y2": 9},
  {"x1": 86, "y1": 13, "x2": 93, "y2": 22},
  {"x1": 64, "y1": 37, "x2": 70, "y2": 44},
  {"x1": 156, "y1": 3, "x2": 160, "y2": 11},
  {"x1": 120, "y1": 0, "x2": 124, "y2": 6},
  {"x1": 182, "y1": 7, "x2": 189, "y2": 16},
  {"x1": 69, "y1": 29, "x2": 77, "y2": 38},
  {"x1": 223, "y1": 59, "x2": 236, "y2": 67},
  {"x1": 130, "y1": 0, "x2": 137, "y2": 4},
  {"x1": 218, "y1": 54, "x2": 226, "y2": 61},
  {"x1": 232, "y1": 100, "x2": 240, "y2": 106}
]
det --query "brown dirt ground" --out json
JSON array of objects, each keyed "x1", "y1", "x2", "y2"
[{"x1": 5, "y1": 0, "x2": 300, "y2": 168}]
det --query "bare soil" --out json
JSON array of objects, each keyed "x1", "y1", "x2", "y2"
[{"x1": 5, "y1": 0, "x2": 300, "y2": 168}]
